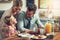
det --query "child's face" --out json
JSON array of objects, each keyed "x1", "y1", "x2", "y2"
[{"x1": 10, "y1": 16, "x2": 17, "y2": 24}]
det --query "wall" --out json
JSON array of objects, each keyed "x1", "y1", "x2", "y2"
[
  {"x1": 22, "y1": 0, "x2": 26, "y2": 11},
  {"x1": 35, "y1": 0, "x2": 38, "y2": 8},
  {"x1": 0, "y1": 1, "x2": 13, "y2": 10}
]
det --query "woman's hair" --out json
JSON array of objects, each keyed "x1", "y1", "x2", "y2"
[
  {"x1": 4, "y1": 15, "x2": 11, "y2": 25},
  {"x1": 13, "y1": 0, "x2": 23, "y2": 7}
]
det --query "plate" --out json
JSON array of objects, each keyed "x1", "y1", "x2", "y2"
[
  {"x1": 31, "y1": 35, "x2": 47, "y2": 40},
  {"x1": 17, "y1": 33, "x2": 34, "y2": 38},
  {"x1": 17, "y1": 33, "x2": 29, "y2": 37}
]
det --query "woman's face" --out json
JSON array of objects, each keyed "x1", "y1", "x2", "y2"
[
  {"x1": 12, "y1": 6, "x2": 22, "y2": 16},
  {"x1": 10, "y1": 16, "x2": 17, "y2": 25}
]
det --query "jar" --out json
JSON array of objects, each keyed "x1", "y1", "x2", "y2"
[{"x1": 45, "y1": 23, "x2": 52, "y2": 34}]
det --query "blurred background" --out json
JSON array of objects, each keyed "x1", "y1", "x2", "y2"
[{"x1": 0, "y1": 0, "x2": 60, "y2": 25}]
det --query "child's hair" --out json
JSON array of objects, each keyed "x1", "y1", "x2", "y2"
[{"x1": 4, "y1": 15, "x2": 11, "y2": 25}]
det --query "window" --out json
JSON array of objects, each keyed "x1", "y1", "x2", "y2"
[
  {"x1": 38, "y1": 0, "x2": 60, "y2": 17},
  {"x1": 38, "y1": 0, "x2": 53, "y2": 9}
]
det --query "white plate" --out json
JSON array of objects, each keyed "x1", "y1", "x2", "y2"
[{"x1": 17, "y1": 33, "x2": 34, "y2": 38}]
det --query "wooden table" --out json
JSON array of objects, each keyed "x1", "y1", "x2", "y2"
[
  {"x1": 3, "y1": 35, "x2": 22, "y2": 40},
  {"x1": 53, "y1": 32, "x2": 60, "y2": 40},
  {"x1": 3, "y1": 32, "x2": 60, "y2": 40}
]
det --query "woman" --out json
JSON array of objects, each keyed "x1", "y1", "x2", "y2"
[{"x1": 0, "y1": 0, "x2": 23, "y2": 28}]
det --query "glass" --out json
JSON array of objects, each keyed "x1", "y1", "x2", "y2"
[
  {"x1": 45, "y1": 23, "x2": 52, "y2": 34},
  {"x1": 54, "y1": 23, "x2": 59, "y2": 32},
  {"x1": 40, "y1": 29, "x2": 45, "y2": 35}
]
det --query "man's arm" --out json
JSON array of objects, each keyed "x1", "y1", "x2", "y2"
[
  {"x1": 17, "y1": 20, "x2": 34, "y2": 33},
  {"x1": 17, "y1": 12, "x2": 33, "y2": 32},
  {"x1": 17, "y1": 12, "x2": 26, "y2": 32},
  {"x1": 17, "y1": 20, "x2": 26, "y2": 32},
  {"x1": 36, "y1": 15, "x2": 45, "y2": 28}
]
